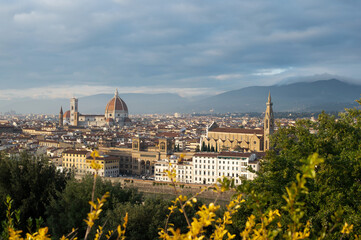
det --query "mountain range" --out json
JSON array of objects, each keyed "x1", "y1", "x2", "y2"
[{"x1": 1, "y1": 79, "x2": 360, "y2": 114}]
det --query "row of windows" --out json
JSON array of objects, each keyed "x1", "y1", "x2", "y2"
[
  {"x1": 195, "y1": 165, "x2": 248, "y2": 171},
  {"x1": 195, "y1": 171, "x2": 216, "y2": 176},
  {"x1": 63, "y1": 158, "x2": 86, "y2": 163},
  {"x1": 194, "y1": 159, "x2": 248, "y2": 165},
  {"x1": 64, "y1": 164, "x2": 94, "y2": 169},
  {"x1": 105, "y1": 166, "x2": 118, "y2": 170},
  {"x1": 195, "y1": 177, "x2": 241, "y2": 184},
  {"x1": 177, "y1": 175, "x2": 192, "y2": 179},
  {"x1": 63, "y1": 154, "x2": 86, "y2": 157}
]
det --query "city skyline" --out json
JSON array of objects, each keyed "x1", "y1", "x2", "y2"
[{"x1": 0, "y1": 0, "x2": 361, "y2": 100}]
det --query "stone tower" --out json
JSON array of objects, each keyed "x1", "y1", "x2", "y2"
[
  {"x1": 264, "y1": 92, "x2": 274, "y2": 151},
  {"x1": 70, "y1": 97, "x2": 78, "y2": 126},
  {"x1": 59, "y1": 106, "x2": 63, "y2": 127}
]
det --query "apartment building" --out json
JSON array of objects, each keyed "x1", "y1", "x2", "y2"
[
  {"x1": 62, "y1": 149, "x2": 120, "y2": 177},
  {"x1": 193, "y1": 152, "x2": 260, "y2": 185},
  {"x1": 85, "y1": 155, "x2": 120, "y2": 177},
  {"x1": 62, "y1": 149, "x2": 90, "y2": 174},
  {"x1": 154, "y1": 152, "x2": 261, "y2": 185},
  {"x1": 154, "y1": 156, "x2": 193, "y2": 183}
]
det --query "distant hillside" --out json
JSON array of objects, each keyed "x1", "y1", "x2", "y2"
[
  {"x1": 0, "y1": 79, "x2": 360, "y2": 114},
  {"x1": 191, "y1": 79, "x2": 361, "y2": 113},
  {"x1": 78, "y1": 93, "x2": 190, "y2": 114},
  {"x1": 0, "y1": 93, "x2": 190, "y2": 115}
]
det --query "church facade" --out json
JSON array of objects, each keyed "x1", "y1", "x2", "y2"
[
  {"x1": 201, "y1": 93, "x2": 274, "y2": 152},
  {"x1": 59, "y1": 90, "x2": 131, "y2": 127}
]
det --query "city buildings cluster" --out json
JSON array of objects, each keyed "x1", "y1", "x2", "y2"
[{"x1": 0, "y1": 91, "x2": 305, "y2": 185}]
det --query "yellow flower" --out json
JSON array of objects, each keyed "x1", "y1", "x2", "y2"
[
  {"x1": 90, "y1": 160, "x2": 102, "y2": 171},
  {"x1": 341, "y1": 222, "x2": 354, "y2": 234},
  {"x1": 91, "y1": 149, "x2": 100, "y2": 159}
]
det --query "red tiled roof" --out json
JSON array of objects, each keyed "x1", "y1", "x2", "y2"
[
  {"x1": 210, "y1": 127, "x2": 263, "y2": 135},
  {"x1": 64, "y1": 110, "x2": 70, "y2": 118},
  {"x1": 193, "y1": 152, "x2": 218, "y2": 158},
  {"x1": 194, "y1": 152, "x2": 255, "y2": 158},
  {"x1": 105, "y1": 97, "x2": 128, "y2": 112},
  {"x1": 63, "y1": 150, "x2": 89, "y2": 155}
]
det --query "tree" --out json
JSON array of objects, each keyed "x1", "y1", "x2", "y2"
[
  {"x1": 45, "y1": 175, "x2": 141, "y2": 239},
  {"x1": 201, "y1": 142, "x2": 206, "y2": 152},
  {"x1": 0, "y1": 152, "x2": 70, "y2": 233},
  {"x1": 195, "y1": 145, "x2": 200, "y2": 152},
  {"x1": 234, "y1": 104, "x2": 361, "y2": 237}
]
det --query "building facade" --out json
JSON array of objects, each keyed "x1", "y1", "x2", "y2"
[
  {"x1": 201, "y1": 93, "x2": 274, "y2": 152},
  {"x1": 60, "y1": 89, "x2": 131, "y2": 127},
  {"x1": 154, "y1": 152, "x2": 261, "y2": 185},
  {"x1": 193, "y1": 152, "x2": 260, "y2": 185},
  {"x1": 62, "y1": 149, "x2": 90, "y2": 175},
  {"x1": 154, "y1": 156, "x2": 193, "y2": 183},
  {"x1": 100, "y1": 137, "x2": 176, "y2": 176},
  {"x1": 61, "y1": 149, "x2": 120, "y2": 177}
]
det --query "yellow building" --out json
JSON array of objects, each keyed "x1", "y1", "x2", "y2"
[
  {"x1": 201, "y1": 93, "x2": 274, "y2": 152},
  {"x1": 62, "y1": 149, "x2": 120, "y2": 177},
  {"x1": 62, "y1": 150, "x2": 90, "y2": 175},
  {"x1": 85, "y1": 155, "x2": 119, "y2": 177},
  {"x1": 99, "y1": 137, "x2": 184, "y2": 176}
]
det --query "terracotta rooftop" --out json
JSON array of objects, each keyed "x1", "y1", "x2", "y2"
[
  {"x1": 194, "y1": 152, "x2": 257, "y2": 158},
  {"x1": 64, "y1": 110, "x2": 70, "y2": 118},
  {"x1": 63, "y1": 150, "x2": 89, "y2": 155},
  {"x1": 105, "y1": 97, "x2": 128, "y2": 112},
  {"x1": 210, "y1": 127, "x2": 263, "y2": 135}
]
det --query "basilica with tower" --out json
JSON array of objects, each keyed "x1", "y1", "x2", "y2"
[
  {"x1": 59, "y1": 89, "x2": 131, "y2": 127},
  {"x1": 201, "y1": 92, "x2": 274, "y2": 152}
]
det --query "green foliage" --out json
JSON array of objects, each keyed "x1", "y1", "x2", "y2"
[
  {"x1": 201, "y1": 142, "x2": 206, "y2": 152},
  {"x1": 235, "y1": 102, "x2": 361, "y2": 238},
  {"x1": 0, "y1": 152, "x2": 70, "y2": 233},
  {"x1": 45, "y1": 175, "x2": 141, "y2": 239}
]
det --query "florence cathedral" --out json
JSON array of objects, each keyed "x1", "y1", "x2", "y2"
[{"x1": 59, "y1": 89, "x2": 131, "y2": 127}]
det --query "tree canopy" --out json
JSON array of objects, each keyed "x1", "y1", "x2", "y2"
[{"x1": 235, "y1": 103, "x2": 361, "y2": 238}]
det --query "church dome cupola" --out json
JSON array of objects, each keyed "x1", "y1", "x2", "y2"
[{"x1": 105, "y1": 89, "x2": 128, "y2": 125}]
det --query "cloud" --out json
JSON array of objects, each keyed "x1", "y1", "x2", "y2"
[
  {"x1": 0, "y1": 0, "x2": 360, "y2": 97},
  {"x1": 211, "y1": 74, "x2": 242, "y2": 81},
  {"x1": 0, "y1": 84, "x2": 222, "y2": 100},
  {"x1": 253, "y1": 68, "x2": 289, "y2": 76}
]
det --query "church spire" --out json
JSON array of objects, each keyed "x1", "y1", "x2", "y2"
[
  {"x1": 264, "y1": 92, "x2": 274, "y2": 151},
  {"x1": 115, "y1": 88, "x2": 119, "y2": 97},
  {"x1": 59, "y1": 106, "x2": 64, "y2": 128},
  {"x1": 267, "y1": 91, "x2": 273, "y2": 107}
]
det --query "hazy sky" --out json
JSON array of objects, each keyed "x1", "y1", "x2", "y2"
[{"x1": 0, "y1": 0, "x2": 360, "y2": 99}]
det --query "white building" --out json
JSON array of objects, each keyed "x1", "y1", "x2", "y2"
[
  {"x1": 154, "y1": 155, "x2": 193, "y2": 183},
  {"x1": 154, "y1": 152, "x2": 261, "y2": 185},
  {"x1": 193, "y1": 152, "x2": 260, "y2": 185}
]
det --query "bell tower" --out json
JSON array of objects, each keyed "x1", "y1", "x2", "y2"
[
  {"x1": 264, "y1": 92, "x2": 274, "y2": 151},
  {"x1": 70, "y1": 97, "x2": 78, "y2": 126},
  {"x1": 59, "y1": 106, "x2": 63, "y2": 127}
]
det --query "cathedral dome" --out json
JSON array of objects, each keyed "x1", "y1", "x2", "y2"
[
  {"x1": 105, "y1": 90, "x2": 128, "y2": 113},
  {"x1": 64, "y1": 110, "x2": 70, "y2": 119},
  {"x1": 105, "y1": 95, "x2": 128, "y2": 112},
  {"x1": 105, "y1": 89, "x2": 128, "y2": 123}
]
